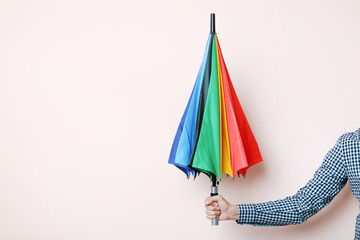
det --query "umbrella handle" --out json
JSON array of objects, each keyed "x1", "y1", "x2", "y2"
[{"x1": 211, "y1": 185, "x2": 219, "y2": 225}]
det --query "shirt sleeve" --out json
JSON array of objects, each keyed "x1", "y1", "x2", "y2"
[{"x1": 236, "y1": 135, "x2": 348, "y2": 226}]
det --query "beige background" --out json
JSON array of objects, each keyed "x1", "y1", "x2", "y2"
[{"x1": 1, "y1": 0, "x2": 360, "y2": 239}]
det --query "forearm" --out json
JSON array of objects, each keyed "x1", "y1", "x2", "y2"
[
  {"x1": 236, "y1": 200, "x2": 310, "y2": 226},
  {"x1": 236, "y1": 178, "x2": 346, "y2": 226},
  {"x1": 235, "y1": 134, "x2": 348, "y2": 226}
]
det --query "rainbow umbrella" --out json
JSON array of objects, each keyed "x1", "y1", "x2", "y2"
[{"x1": 168, "y1": 13, "x2": 263, "y2": 225}]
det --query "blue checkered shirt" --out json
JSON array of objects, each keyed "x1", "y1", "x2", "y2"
[{"x1": 236, "y1": 128, "x2": 360, "y2": 239}]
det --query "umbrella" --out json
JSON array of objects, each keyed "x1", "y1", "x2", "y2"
[{"x1": 168, "y1": 13, "x2": 263, "y2": 225}]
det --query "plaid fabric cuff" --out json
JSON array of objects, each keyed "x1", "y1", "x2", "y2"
[{"x1": 235, "y1": 204, "x2": 257, "y2": 224}]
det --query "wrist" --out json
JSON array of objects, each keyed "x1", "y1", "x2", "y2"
[{"x1": 227, "y1": 204, "x2": 239, "y2": 221}]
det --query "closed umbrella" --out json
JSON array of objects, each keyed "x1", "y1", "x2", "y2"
[{"x1": 169, "y1": 13, "x2": 263, "y2": 225}]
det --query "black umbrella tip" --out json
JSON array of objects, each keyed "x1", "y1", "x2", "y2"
[{"x1": 210, "y1": 13, "x2": 215, "y2": 33}]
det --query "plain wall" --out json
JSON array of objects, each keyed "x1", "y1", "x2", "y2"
[{"x1": 1, "y1": 0, "x2": 360, "y2": 239}]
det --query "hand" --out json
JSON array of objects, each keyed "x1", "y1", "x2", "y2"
[{"x1": 205, "y1": 195, "x2": 239, "y2": 221}]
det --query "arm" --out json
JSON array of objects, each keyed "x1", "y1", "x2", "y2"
[
  {"x1": 205, "y1": 135, "x2": 348, "y2": 226},
  {"x1": 236, "y1": 135, "x2": 348, "y2": 226}
]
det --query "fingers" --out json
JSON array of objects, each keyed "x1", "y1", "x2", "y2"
[
  {"x1": 206, "y1": 209, "x2": 221, "y2": 220},
  {"x1": 206, "y1": 204, "x2": 218, "y2": 211},
  {"x1": 205, "y1": 195, "x2": 222, "y2": 206},
  {"x1": 205, "y1": 198, "x2": 220, "y2": 220}
]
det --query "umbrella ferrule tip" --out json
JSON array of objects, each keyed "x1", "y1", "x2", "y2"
[{"x1": 210, "y1": 13, "x2": 216, "y2": 33}]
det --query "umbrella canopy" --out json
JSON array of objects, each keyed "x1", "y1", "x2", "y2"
[{"x1": 169, "y1": 14, "x2": 263, "y2": 180}]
